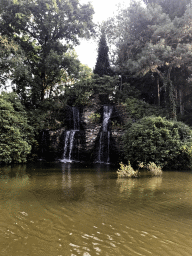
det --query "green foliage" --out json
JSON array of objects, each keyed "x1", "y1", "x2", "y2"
[
  {"x1": 138, "y1": 162, "x2": 163, "y2": 176},
  {"x1": 0, "y1": 35, "x2": 24, "y2": 87},
  {"x1": 107, "y1": 1, "x2": 192, "y2": 118},
  {"x1": 111, "y1": 120, "x2": 123, "y2": 129},
  {"x1": 66, "y1": 74, "x2": 119, "y2": 106},
  {"x1": 27, "y1": 97, "x2": 67, "y2": 132},
  {"x1": 66, "y1": 73, "x2": 127, "y2": 106},
  {"x1": 117, "y1": 162, "x2": 138, "y2": 178},
  {"x1": 123, "y1": 116, "x2": 192, "y2": 169},
  {"x1": 92, "y1": 75, "x2": 119, "y2": 98},
  {"x1": 125, "y1": 97, "x2": 168, "y2": 121},
  {"x1": 0, "y1": 92, "x2": 34, "y2": 164},
  {"x1": 60, "y1": 64, "x2": 94, "y2": 106},
  {"x1": 88, "y1": 113, "x2": 101, "y2": 124},
  {"x1": 64, "y1": 82, "x2": 93, "y2": 107},
  {"x1": 74, "y1": 91, "x2": 93, "y2": 106},
  {"x1": 114, "y1": 83, "x2": 141, "y2": 103},
  {"x1": 117, "y1": 161, "x2": 162, "y2": 178},
  {"x1": 0, "y1": 0, "x2": 94, "y2": 105},
  {"x1": 143, "y1": 0, "x2": 191, "y2": 20}
]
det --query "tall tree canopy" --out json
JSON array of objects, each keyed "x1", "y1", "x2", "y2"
[
  {"x1": 0, "y1": 0, "x2": 95, "y2": 106},
  {"x1": 106, "y1": 1, "x2": 192, "y2": 119},
  {"x1": 143, "y1": 0, "x2": 191, "y2": 20},
  {"x1": 0, "y1": 35, "x2": 23, "y2": 87}
]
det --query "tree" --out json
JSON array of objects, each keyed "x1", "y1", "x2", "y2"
[
  {"x1": 0, "y1": 35, "x2": 24, "y2": 88},
  {"x1": 0, "y1": 92, "x2": 34, "y2": 164},
  {"x1": 0, "y1": 0, "x2": 95, "y2": 106},
  {"x1": 109, "y1": 1, "x2": 192, "y2": 119},
  {"x1": 94, "y1": 29, "x2": 113, "y2": 76},
  {"x1": 143, "y1": 0, "x2": 191, "y2": 20},
  {"x1": 62, "y1": 63, "x2": 94, "y2": 106}
]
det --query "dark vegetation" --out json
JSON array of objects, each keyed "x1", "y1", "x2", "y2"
[{"x1": 1, "y1": 0, "x2": 192, "y2": 169}]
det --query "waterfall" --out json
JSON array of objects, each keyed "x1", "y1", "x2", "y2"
[
  {"x1": 63, "y1": 131, "x2": 70, "y2": 160},
  {"x1": 98, "y1": 132, "x2": 103, "y2": 163},
  {"x1": 103, "y1": 106, "x2": 113, "y2": 132},
  {"x1": 97, "y1": 106, "x2": 113, "y2": 164},
  {"x1": 61, "y1": 107, "x2": 80, "y2": 163},
  {"x1": 68, "y1": 130, "x2": 76, "y2": 160}
]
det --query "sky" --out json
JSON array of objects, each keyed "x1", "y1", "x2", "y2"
[{"x1": 75, "y1": 0, "x2": 131, "y2": 70}]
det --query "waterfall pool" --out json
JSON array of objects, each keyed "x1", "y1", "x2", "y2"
[{"x1": 0, "y1": 162, "x2": 192, "y2": 256}]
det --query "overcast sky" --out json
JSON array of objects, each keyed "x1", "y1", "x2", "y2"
[{"x1": 75, "y1": 0, "x2": 131, "y2": 70}]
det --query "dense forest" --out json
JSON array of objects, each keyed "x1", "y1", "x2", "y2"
[{"x1": 1, "y1": 0, "x2": 192, "y2": 169}]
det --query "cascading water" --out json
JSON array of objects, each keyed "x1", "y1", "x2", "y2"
[
  {"x1": 61, "y1": 107, "x2": 80, "y2": 163},
  {"x1": 97, "y1": 106, "x2": 113, "y2": 164}
]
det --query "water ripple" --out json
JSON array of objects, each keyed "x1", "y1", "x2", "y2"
[{"x1": 1, "y1": 168, "x2": 192, "y2": 255}]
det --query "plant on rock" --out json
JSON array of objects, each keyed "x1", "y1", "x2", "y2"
[{"x1": 88, "y1": 113, "x2": 101, "y2": 124}]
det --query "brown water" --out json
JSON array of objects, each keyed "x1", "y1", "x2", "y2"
[{"x1": 0, "y1": 163, "x2": 192, "y2": 256}]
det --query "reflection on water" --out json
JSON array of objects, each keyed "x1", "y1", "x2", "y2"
[
  {"x1": 117, "y1": 176, "x2": 163, "y2": 194},
  {"x1": 0, "y1": 163, "x2": 192, "y2": 256}
]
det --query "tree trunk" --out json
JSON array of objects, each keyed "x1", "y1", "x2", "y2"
[
  {"x1": 179, "y1": 89, "x2": 184, "y2": 115},
  {"x1": 155, "y1": 67, "x2": 176, "y2": 120},
  {"x1": 41, "y1": 84, "x2": 44, "y2": 101},
  {"x1": 157, "y1": 77, "x2": 160, "y2": 106}
]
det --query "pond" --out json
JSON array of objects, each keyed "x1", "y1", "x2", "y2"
[{"x1": 0, "y1": 162, "x2": 192, "y2": 256}]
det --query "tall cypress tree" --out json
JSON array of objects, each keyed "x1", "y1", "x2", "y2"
[{"x1": 94, "y1": 31, "x2": 113, "y2": 77}]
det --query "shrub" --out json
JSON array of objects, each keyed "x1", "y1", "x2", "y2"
[
  {"x1": 117, "y1": 161, "x2": 162, "y2": 178},
  {"x1": 123, "y1": 116, "x2": 192, "y2": 169},
  {"x1": 139, "y1": 162, "x2": 163, "y2": 176},
  {"x1": 117, "y1": 162, "x2": 138, "y2": 178}
]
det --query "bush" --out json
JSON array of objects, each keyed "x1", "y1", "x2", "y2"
[
  {"x1": 117, "y1": 161, "x2": 162, "y2": 178},
  {"x1": 139, "y1": 162, "x2": 163, "y2": 176},
  {"x1": 117, "y1": 162, "x2": 138, "y2": 178},
  {"x1": 123, "y1": 116, "x2": 192, "y2": 169}
]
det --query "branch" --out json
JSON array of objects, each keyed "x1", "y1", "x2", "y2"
[{"x1": 153, "y1": 68, "x2": 164, "y2": 81}]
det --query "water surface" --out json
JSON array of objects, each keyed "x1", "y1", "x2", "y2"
[{"x1": 0, "y1": 163, "x2": 192, "y2": 255}]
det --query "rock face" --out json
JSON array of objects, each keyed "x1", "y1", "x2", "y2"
[
  {"x1": 44, "y1": 95, "x2": 129, "y2": 164},
  {"x1": 49, "y1": 128, "x2": 67, "y2": 160},
  {"x1": 82, "y1": 107, "x2": 102, "y2": 153}
]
